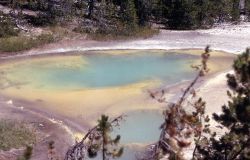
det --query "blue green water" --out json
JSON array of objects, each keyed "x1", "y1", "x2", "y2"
[
  {"x1": 0, "y1": 51, "x2": 198, "y2": 90},
  {"x1": 0, "y1": 50, "x2": 201, "y2": 160},
  {"x1": 48, "y1": 53, "x2": 196, "y2": 88},
  {"x1": 89, "y1": 110, "x2": 164, "y2": 160},
  {"x1": 112, "y1": 110, "x2": 164, "y2": 144}
]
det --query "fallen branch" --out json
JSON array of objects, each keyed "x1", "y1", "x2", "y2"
[{"x1": 145, "y1": 46, "x2": 210, "y2": 160}]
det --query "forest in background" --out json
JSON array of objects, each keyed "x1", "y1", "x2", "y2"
[
  {"x1": 1, "y1": 0, "x2": 250, "y2": 52},
  {"x1": 1, "y1": 0, "x2": 250, "y2": 38}
]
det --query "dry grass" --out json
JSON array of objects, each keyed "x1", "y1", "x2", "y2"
[
  {"x1": 0, "y1": 25, "x2": 158, "y2": 53},
  {"x1": 75, "y1": 26, "x2": 159, "y2": 41},
  {"x1": 0, "y1": 34, "x2": 55, "y2": 52},
  {"x1": 0, "y1": 120, "x2": 36, "y2": 151}
]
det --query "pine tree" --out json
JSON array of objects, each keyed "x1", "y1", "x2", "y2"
[
  {"x1": 94, "y1": 115, "x2": 123, "y2": 160},
  {"x1": 86, "y1": 115, "x2": 124, "y2": 160},
  {"x1": 231, "y1": 0, "x2": 240, "y2": 21},
  {"x1": 163, "y1": 0, "x2": 196, "y2": 29},
  {"x1": 134, "y1": 0, "x2": 151, "y2": 26},
  {"x1": 196, "y1": 49, "x2": 250, "y2": 159},
  {"x1": 65, "y1": 115, "x2": 124, "y2": 160},
  {"x1": 245, "y1": 0, "x2": 250, "y2": 20},
  {"x1": 145, "y1": 46, "x2": 211, "y2": 159},
  {"x1": 120, "y1": 0, "x2": 138, "y2": 33}
]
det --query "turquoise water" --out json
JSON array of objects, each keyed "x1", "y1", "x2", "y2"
[
  {"x1": 112, "y1": 110, "x2": 164, "y2": 144},
  {"x1": 0, "y1": 50, "x2": 200, "y2": 160},
  {"x1": 0, "y1": 51, "x2": 198, "y2": 90},
  {"x1": 89, "y1": 110, "x2": 163, "y2": 160},
  {"x1": 68, "y1": 53, "x2": 195, "y2": 88}
]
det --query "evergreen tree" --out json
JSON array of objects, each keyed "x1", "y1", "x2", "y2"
[
  {"x1": 65, "y1": 115, "x2": 124, "y2": 160},
  {"x1": 151, "y1": 0, "x2": 242, "y2": 29},
  {"x1": 159, "y1": 0, "x2": 197, "y2": 29},
  {"x1": 210, "y1": 0, "x2": 232, "y2": 22},
  {"x1": 0, "y1": 0, "x2": 246, "y2": 30},
  {"x1": 84, "y1": 115, "x2": 124, "y2": 160},
  {"x1": 150, "y1": 0, "x2": 165, "y2": 23},
  {"x1": 245, "y1": 0, "x2": 250, "y2": 20},
  {"x1": 87, "y1": 0, "x2": 94, "y2": 18},
  {"x1": 146, "y1": 46, "x2": 211, "y2": 159},
  {"x1": 120, "y1": 0, "x2": 138, "y2": 30},
  {"x1": 231, "y1": 0, "x2": 240, "y2": 21},
  {"x1": 196, "y1": 49, "x2": 250, "y2": 159},
  {"x1": 134, "y1": 0, "x2": 151, "y2": 26},
  {"x1": 94, "y1": 115, "x2": 123, "y2": 160},
  {"x1": 193, "y1": 0, "x2": 216, "y2": 27}
]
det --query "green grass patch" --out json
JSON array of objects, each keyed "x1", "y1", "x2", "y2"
[
  {"x1": 0, "y1": 34, "x2": 55, "y2": 52},
  {"x1": 0, "y1": 120, "x2": 36, "y2": 151}
]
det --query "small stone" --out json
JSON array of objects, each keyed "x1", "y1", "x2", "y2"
[
  {"x1": 6, "y1": 100, "x2": 13, "y2": 105},
  {"x1": 39, "y1": 123, "x2": 44, "y2": 127}
]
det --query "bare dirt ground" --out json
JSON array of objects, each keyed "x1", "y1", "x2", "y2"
[{"x1": 0, "y1": 96, "x2": 77, "y2": 160}]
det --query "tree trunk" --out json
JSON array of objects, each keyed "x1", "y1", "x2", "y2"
[
  {"x1": 102, "y1": 131, "x2": 106, "y2": 160},
  {"x1": 87, "y1": 0, "x2": 94, "y2": 18}
]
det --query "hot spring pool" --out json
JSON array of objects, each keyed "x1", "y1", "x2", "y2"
[
  {"x1": 0, "y1": 50, "x2": 198, "y2": 90},
  {"x1": 0, "y1": 50, "x2": 233, "y2": 160}
]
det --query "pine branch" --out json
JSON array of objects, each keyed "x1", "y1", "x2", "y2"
[
  {"x1": 229, "y1": 138, "x2": 250, "y2": 160},
  {"x1": 148, "y1": 46, "x2": 210, "y2": 160},
  {"x1": 65, "y1": 115, "x2": 124, "y2": 160}
]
